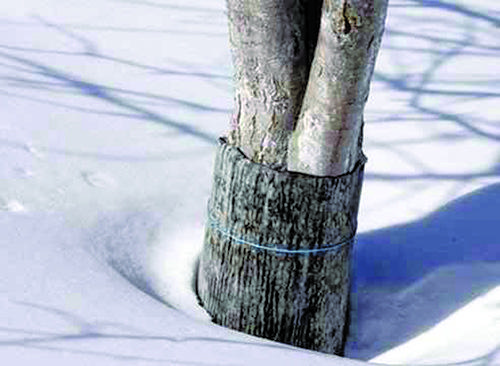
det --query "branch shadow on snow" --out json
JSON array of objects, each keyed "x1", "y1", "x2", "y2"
[
  {"x1": 0, "y1": 15, "x2": 226, "y2": 156},
  {"x1": 346, "y1": 183, "x2": 500, "y2": 360},
  {"x1": 370, "y1": 0, "x2": 499, "y2": 144},
  {"x1": 0, "y1": 48, "x2": 218, "y2": 143},
  {"x1": 412, "y1": 0, "x2": 500, "y2": 28},
  {"x1": 0, "y1": 300, "x2": 295, "y2": 365},
  {"x1": 109, "y1": 0, "x2": 225, "y2": 15},
  {"x1": 346, "y1": 3, "x2": 500, "y2": 359}
]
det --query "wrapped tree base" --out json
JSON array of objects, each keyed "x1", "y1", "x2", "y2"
[{"x1": 197, "y1": 138, "x2": 366, "y2": 355}]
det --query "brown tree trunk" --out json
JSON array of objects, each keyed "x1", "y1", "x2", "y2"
[{"x1": 197, "y1": 0, "x2": 388, "y2": 355}]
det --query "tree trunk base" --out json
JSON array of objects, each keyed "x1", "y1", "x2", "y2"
[{"x1": 197, "y1": 137, "x2": 366, "y2": 355}]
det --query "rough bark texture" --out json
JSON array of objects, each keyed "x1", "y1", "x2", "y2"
[
  {"x1": 288, "y1": 0, "x2": 388, "y2": 176},
  {"x1": 226, "y1": 0, "x2": 323, "y2": 170},
  {"x1": 197, "y1": 138, "x2": 366, "y2": 354}
]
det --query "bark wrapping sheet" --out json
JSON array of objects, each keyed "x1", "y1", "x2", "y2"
[{"x1": 197, "y1": 137, "x2": 366, "y2": 354}]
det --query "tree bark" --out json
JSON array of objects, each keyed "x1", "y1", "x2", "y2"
[
  {"x1": 198, "y1": 138, "x2": 366, "y2": 354},
  {"x1": 288, "y1": 0, "x2": 388, "y2": 176},
  {"x1": 226, "y1": 0, "x2": 323, "y2": 170}
]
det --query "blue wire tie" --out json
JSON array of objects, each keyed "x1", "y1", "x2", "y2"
[{"x1": 207, "y1": 211, "x2": 354, "y2": 255}]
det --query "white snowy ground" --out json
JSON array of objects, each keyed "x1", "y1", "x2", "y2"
[{"x1": 1, "y1": 0, "x2": 499, "y2": 365}]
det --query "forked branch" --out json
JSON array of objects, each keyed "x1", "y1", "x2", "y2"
[
  {"x1": 288, "y1": 0, "x2": 388, "y2": 176},
  {"x1": 227, "y1": 0, "x2": 388, "y2": 176}
]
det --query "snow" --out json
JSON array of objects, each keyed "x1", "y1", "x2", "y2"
[{"x1": 1, "y1": 0, "x2": 499, "y2": 365}]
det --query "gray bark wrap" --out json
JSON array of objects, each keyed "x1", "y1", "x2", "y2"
[{"x1": 197, "y1": 138, "x2": 366, "y2": 354}]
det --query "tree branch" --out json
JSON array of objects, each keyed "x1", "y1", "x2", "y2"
[
  {"x1": 288, "y1": 0, "x2": 388, "y2": 176},
  {"x1": 226, "y1": 0, "x2": 322, "y2": 169}
]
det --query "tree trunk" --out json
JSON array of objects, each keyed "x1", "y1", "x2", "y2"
[
  {"x1": 226, "y1": 0, "x2": 323, "y2": 169},
  {"x1": 288, "y1": 0, "x2": 388, "y2": 176},
  {"x1": 197, "y1": 0, "x2": 388, "y2": 355}
]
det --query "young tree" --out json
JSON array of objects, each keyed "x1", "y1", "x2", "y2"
[{"x1": 197, "y1": 0, "x2": 388, "y2": 355}]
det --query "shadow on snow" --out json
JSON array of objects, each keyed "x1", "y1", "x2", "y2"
[{"x1": 347, "y1": 183, "x2": 500, "y2": 360}]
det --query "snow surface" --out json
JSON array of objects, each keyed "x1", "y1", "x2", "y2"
[{"x1": 1, "y1": 0, "x2": 499, "y2": 365}]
